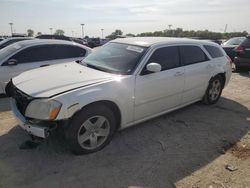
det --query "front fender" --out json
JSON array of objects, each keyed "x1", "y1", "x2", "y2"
[{"x1": 53, "y1": 77, "x2": 135, "y2": 126}]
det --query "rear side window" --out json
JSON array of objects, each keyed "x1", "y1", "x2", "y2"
[
  {"x1": 147, "y1": 46, "x2": 180, "y2": 71},
  {"x1": 180, "y1": 46, "x2": 208, "y2": 65},
  {"x1": 204, "y1": 45, "x2": 224, "y2": 58},
  {"x1": 52, "y1": 45, "x2": 86, "y2": 59}
]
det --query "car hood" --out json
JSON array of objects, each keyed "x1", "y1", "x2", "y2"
[{"x1": 12, "y1": 62, "x2": 115, "y2": 98}]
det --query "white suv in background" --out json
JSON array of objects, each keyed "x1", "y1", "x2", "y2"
[
  {"x1": 0, "y1": 39, "x2": 92, "y2": 94},
  {"x1": 7, "y1": 37, "x2": 232, "y2": 154}
]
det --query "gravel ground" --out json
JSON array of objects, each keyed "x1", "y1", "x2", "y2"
[{"x1": 0, "y1": 73, "x2": 249, "y2": 188}]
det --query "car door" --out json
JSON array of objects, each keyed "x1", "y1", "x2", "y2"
[
  {"x1": 134, "y1": 46, "x2": 185, "y2": 121},
  {"x1": 180, "y1": 45, "x2": 211, "y2": 104}
]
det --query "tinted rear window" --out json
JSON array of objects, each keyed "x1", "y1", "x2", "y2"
[
  {"x1": 204, "y1": 45, "x2": 224, "y2": 58},
  {"x1": 53, "y1": 45, "x2": 86, "y2": 59},
  {"x1": 180, "y1": 46, "x2": 208, "y2": 65}
]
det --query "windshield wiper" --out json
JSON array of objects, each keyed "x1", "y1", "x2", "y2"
[{"x1": 85, "y1": 63, "x2": 109, "y2": 72}]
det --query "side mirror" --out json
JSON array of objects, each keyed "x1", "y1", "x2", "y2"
[
  {"x1": 7, "y1": 59, "x2": 18, "y2": 66},
  {"x1": 146, "y1": 62, "x2": 162, "y2": 73}
]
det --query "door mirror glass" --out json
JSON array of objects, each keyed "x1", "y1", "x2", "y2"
[
  {"x1": 7, "y1": 59, "x2": 18, "y2": 66},
  {"x1": 146, "y1": 62, "x2": 162, "y2": 73}
]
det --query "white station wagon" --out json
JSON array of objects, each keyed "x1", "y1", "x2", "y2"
[{"x1": 7, "y1": 37, "x2": 232, "y2": 154}]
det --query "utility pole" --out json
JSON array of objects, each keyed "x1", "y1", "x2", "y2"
[
  {"x1": 49, "y1": 28, "x2": 53, "y2": 34},
  {"x1": 224, "y1": 24, "x2": 228, "y2": 33},
  {"x1": 101, "y1": 29, "x2": 104, "y2": 39},
  {"x1": 72, "y1": 31, "x2": 74, "y2": 37},
  {"x1": 9, "y1": 23, "x2": 13, "y2": 36},
  {"x1": 80, "y1": 24, "x2": 85, "y2": 39}
]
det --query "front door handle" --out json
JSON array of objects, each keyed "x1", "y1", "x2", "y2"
[
  {"x1": 174, "y1": 72, "x2": 184, "y2": 76},
  {"x1": 40, "y1": 64, "x2": 50, "y2": 67}
]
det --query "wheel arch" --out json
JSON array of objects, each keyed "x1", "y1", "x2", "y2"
[
  {"x1": 210, "y1": 72, "x2": 226, "y2": 88},
  {"x1": 77, "y1": 100, "x2": 122, "y2": 129}
]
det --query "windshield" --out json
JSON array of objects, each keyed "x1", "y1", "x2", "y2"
[
  {"x1": 0, "y1": 43, "x2": 22, "y2": 61},
  {"x1": 83, "y1": 42, "x2": 147, "y2": 75},
  {"x1": 223, "y1": 37, "x2": 245, "y2": 46}
]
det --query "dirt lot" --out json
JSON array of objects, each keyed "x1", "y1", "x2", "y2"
[{"x1": 0, "y1": 73, "x2": 249, "y2": 188}]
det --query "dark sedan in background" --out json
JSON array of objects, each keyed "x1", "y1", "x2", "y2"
[
  {"x1": 221, "y1": 37, "x2": 245, "y2": 61},
  {"x1": 234, "y1": 36, "x2": 250, "y2": 71}
]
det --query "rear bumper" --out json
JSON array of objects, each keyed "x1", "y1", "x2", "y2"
[
  {"x1": 234, "y1": 57, "x2": 250, "y2": 68},
  {"x1": 11, "y1": 99, "x2": 50, "y2": 138}
]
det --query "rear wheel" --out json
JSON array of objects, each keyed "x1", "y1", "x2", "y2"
[
  {"x1": 232, "y1": 63, "x2": 239, "y2": 72},
  {"x1": 203, "y1": 75, "x2": 223, "y2": 105},
  {"x1": 65, "y1": 104, "x2": 116, "y2": 155}
]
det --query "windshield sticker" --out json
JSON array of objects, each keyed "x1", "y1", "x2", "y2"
[{"x1": 126, "y1": 46, "x2": 144, "y2": 53}]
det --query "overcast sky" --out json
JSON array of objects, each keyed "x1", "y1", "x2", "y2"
[{"x1": 1, "y1": 0, "x2": 250, "y2": 37}]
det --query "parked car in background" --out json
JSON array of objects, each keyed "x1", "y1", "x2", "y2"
[
  {"x1": 36, "y1": 35, "x2": 89, "y2": 47},
  {"x1": 36, "y1": 34, "x2": 72, "y2": 41},
  {"x1": 202, "y1": 39, "x2": 223, "y2": 45},
  {"x1": 0, "y1": 39, "x2": 92, "y2": 94},
  {"x1": 7, "y1": 37, "x2": 231, "y2": 154},
  {"x1": 221, "y1": 37, "x2": 246, "y2": 61},
  {"x1": 71, "y1": 38, "x2": 89, "y2": 46},
  {"x1": 234, "y1": 36, "x2": 250, "y2": 71},
  {"x1": 87, "y1": 38, "x2": 101, "y2": 48},
  {"x1": 0, "y1": 37, "x2": 33, "y2": 50}
]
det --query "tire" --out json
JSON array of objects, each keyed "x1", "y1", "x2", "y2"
[
  {"x1": 232, "y1": 63, "x2": 239, "y2": 72},
  {"x1": 203, "y1": 75, "x2": 223, "y2": 105},
  {"x1": 65, "y1": 104, "x2": 117, "y2": 155}
]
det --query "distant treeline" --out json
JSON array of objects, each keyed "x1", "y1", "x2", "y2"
[
  {"x1": 107, "y1": 28, "x2": 249, "y2": 40},
  {"x1": 136, "y1": 28, "x2": 248, "y2": 40}
]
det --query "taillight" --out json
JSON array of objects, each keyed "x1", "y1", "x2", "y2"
[{"x1": 235, "y1": 45, "x2": 245, "y2": 53}]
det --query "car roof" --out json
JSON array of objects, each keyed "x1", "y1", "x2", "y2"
[
  {"x1": 111, "y1": 37, "x2": 217, "y2": 47},
  {"x1": 13, "y1": 39, "x2": 86, "y2": 48}
]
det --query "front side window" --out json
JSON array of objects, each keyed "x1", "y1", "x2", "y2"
[
  {"x1": 11, "y1": 45, "x2": 53, "y2": 63},
  {"x1": 82, "y1": 42, "x2": 147, "y2": 74},
  {"x1": 180, "y1": 46, "x2": 208, "y2": 65},
  {"x1": 146, "y1": 46, "x2": 180, "y2": 71}
]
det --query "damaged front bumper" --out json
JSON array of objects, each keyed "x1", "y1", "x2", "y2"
[{"x1": 11, "y1": 99, "x2": 51, "y2": 138}]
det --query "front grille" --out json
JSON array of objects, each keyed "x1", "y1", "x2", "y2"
[{"x1": 9, "y1": 82, "x2": 33, "y2": 115}]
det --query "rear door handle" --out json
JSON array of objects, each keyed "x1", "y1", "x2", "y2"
[
  {"x1": 40, "y1": 64, "x2": 50, "y2": 67},
  {"x1": 174, "y1": 72, "x2": 184, "y2": 76}
]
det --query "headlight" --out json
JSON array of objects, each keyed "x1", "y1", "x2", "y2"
[{"x1": 25, "y1": 99, "x2": 62, "y2": 120}]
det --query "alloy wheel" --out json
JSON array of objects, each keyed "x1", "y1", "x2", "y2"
[
  {"x1": 208, "y1": 79, "x2": 221, "y2": 101},
  {"x1": 77, "y1": 115, "x2": 110, "y2": 150}
]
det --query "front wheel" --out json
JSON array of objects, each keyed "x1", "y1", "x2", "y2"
[
  {"x1": 65, "y1": 104, "x2": 117, "y2": 155},
  {"x1": 203, "y1": 75, "x2": 223, "y2": 105}
]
